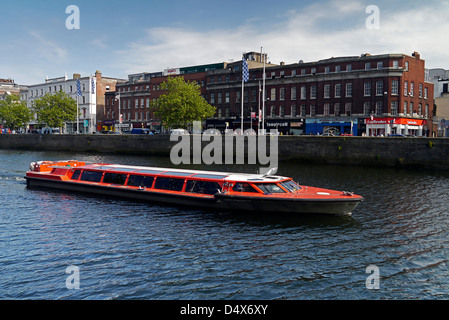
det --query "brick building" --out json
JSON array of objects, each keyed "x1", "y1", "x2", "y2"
[
  {"x1": 206, "y1": 51, "x2": 434, "y2": 136},
  {"x1": 104, "y1": 63, "x2": 226, "y2": 132}
]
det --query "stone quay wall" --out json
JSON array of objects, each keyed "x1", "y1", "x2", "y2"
[{"x1": 1, "y1": 134, "x2": 448, "y2": 170}]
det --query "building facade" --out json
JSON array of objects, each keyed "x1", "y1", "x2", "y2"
[
  {"x1": 206, "y1": 51, "x2": 434, "y2": 136},
  {"x1": 23, "y1": 71, "x2": 124, "y2": 133},
  {"x1": 104, "y1": 63, "x2": 226, "y2": 133}
]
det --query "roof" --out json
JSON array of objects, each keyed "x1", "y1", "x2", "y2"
[{"x1": 77, "y1": 163, "x2": 287, "y2": 182}]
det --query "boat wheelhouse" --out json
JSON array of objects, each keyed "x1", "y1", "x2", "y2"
[{"x1": 25, "y1": 160, "x2": 363, "y2": 215}]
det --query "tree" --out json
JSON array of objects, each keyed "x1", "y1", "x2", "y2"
[
  {"x1": 32, "y1": 91, "x2": 78, "y2": 131},
  {"x1": 0, "y1": 94, "x2": 34, "y2": 131},
  {"x1": 151, "y1": 76, "x2": 216, "y2": 129}
]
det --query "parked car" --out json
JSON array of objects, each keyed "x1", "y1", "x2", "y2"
[
  {"x1": 170, "y1": 129, "x2": 189, "y2": 135},
  {"x1": 131, "y1": 128, "x2": 153, "y2": 135}
]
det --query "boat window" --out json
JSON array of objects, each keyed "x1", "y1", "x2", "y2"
[
  {"x1": 232, "y1": 183, "x2": 258, "y2": 193},
  {"x1": 71, "y1": 169, "x2": 81, "y2": 180},
  {"x1": 80, "y1": 170, "x2": 103, "y2": 183},
  {"x1": 103, "y1": 172, "x2": 127, "y2": 185},
  {"x1": 280, "y1": 180, "x2": 301, "y2": 192},
  {"x1": 127, "y1": 175, "x2": 154, "y2": 188},
  {"x1": 154, "y1": 177, "x2": 185, "y2": 191},
  {"x1": 255, "y1": 183, "x2": 286, "y2": 193},
  {"x1": 186, "y1": 180, "x2": 222, "y2": 195}
]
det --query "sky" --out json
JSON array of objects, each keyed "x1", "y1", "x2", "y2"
[{"x1": 1, "y1": 0, "x2": 449, "y2": 85}]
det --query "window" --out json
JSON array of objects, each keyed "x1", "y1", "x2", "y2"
[
  {"x1": 232, "y1": 183, "x2": 257, "y2": 193},
  {"x1": 365, "y1": 62, "x2": 371, "y2": 71},
  {"x1": 300, "y1": 105, "x2": 306, "y2": 116},
  {"x1": 291, "y1": 87, "x2": 297, "y2": 100},
  {"x1": 324, "y1": 103, "x2": 330, "y2": 116},
  {"x1": 409, "y1": 102, "x2": 413, "y2": 115},
  {"x1": 280, "y1": 180, "x2": 301, "y2": 192},
  {"x1": 186, "y1": 180, "x2": 221, "y2": 195},
  {"x1": 426, "y1": 104, "x2": 429, "y2": 118},
  {"x1": 376, "y1": 101, "x2": 383, "y2": 115},
  {"x1": 345, "y1": 103, "x2": 352, "y2": 116},
  {"x1": 345, "y1": 83, "x2": 352, "y2": 97},
  {"x1": 405, "y1": 61, "x2": 409, "y2": 71},
  {"x1": 404, "y1": 81, "x2": 408, "y2": 96},
  {"x1": 404, "y1": 102, "x2": 407, "y2": 115},
  {"x1": 255, "y1": 183, "x2": 286, "y2": 193},
  {"x1": 225, "y1": 92, "x2": 230, "y2": 103},
  {"x1": 154, "y1": 177, "x2": 184, "y2": 191},
  {"x1": 71, "y1": 170, "x2": 81, "y2": 180},
  {"x1": 270, "y1": 105, "x2": 276, "y2": 117},
  {"x1": 310, "y1": 85, "x2": 316, "y2": 99},
  {"x1": 217, "y1": 92, "x2": 222, "y2": 104},
  {"x1": 335, "y1": 65, "x2": 341, "y2": 73},
  {"x1": 393, "y1": 60, "x2": 399, "y2": 69},
  {"x1": 346, "y1": 64, "x2": 352, "y2": 72},
  {"x1": 80, "y1": 170, "x2": 103, "y2": 183},
  {"x1": 391, "y1": 101, "x2": 398, "y2": 116},
  {"x1": 291, "y1": 105, "x2": 297, "y2": 117},
  {"x1": 103, "y1": 172, "x2": 127, "y2": 185},
  {"x1": 280, "y1": 88, "x2": 285, "y2": 101},
  {"x1": 310, "y1": 105, "x2": 315, "y2": 116},
  {"x1": 363, "y1": 102, "x2": 370, "y2": 115},
  {"x1": 410, "y1": 82, "x2": 414, "y2": 97},
  {"x1": 335, "y1": 84, "x2": 341, "y2": 98},
  {"x1": 364, "y1": 82, "x2": 371, "y2": 96},
  {"x1": 271, "y1": 88, "x2": 276, "y2": 101},
  {"x1": 127, "y1": 175, "x2": 154, "y2": 188},
  {"x1": 279, "y1": 106, "x2": 284, "y2": 117},
  {"x1": 391, "y1": 80, "x2": 399, "y2": 95},
  {"x1": 300, "y1": 86, "x2": 306, "y2": 100},
  {"x1": 210, "y1": 93, "x2": 215, "y2": 104},
  {"x1": 324, "y1": 84, "x2": 330, "y2": 98},
  {"x1": 424, "y1": 87, "x2": 428, "y2": 99},
  {"x1": 419, "y1": 84, "x2": 423, "y2": 98},
  {"x1": 376, "y1": 81, "x2": 383, "y2": 96},
  {"x1": 377, "y1": 61, "x2": 383, "y2": 70},
  {"x1": 419, "y1": 103, "x2": 422, "y2": 116},
  {"x1": 334, "y1": 103, "x2": 340, "y2": 116},
  {"x1": 325, "y1": 66, "x2": 330, "y2": 74}
]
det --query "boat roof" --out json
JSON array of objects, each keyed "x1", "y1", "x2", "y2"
[{"x1": 73, "y1": 163, "x2": 288, "y2": 182}]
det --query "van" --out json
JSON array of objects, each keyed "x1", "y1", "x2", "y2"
[{"x1": 131, "y1": 128, "x2": 153, "y2": 135}]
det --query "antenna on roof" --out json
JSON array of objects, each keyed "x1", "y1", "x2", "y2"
[{"x1": 263, "y1": 167, "x2": 278, "y2": 177}]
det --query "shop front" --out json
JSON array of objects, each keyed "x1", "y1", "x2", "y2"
[
  {"x1": 305, "y1": 118, "x2": 358, "y2": 136},
  {"x1": 365, "y1": 117, "x2": 427, "y2": 137}
]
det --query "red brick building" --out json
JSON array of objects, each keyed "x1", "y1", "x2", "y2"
[
  {"x1": 104, "y1": 63, "x2": 225, "y2": 132},
  {"x1": 206, "y1": 51, "x2": 434, "y2": 136}
]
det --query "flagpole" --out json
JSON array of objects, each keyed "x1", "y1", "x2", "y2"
[
  {"x1": 262, "y1": 50, "x2": 266, "y2": 135},
  {"x1": 241, "y1": 74, "x2": 244, "y2": 133},
  {"x1": 76, "y1": 96, "x2": 79, "y2": 134}
]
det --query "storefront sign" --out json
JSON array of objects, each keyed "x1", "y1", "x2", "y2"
[{"x1": 365, "y1": 117, "x2": 426, "y2": 126}]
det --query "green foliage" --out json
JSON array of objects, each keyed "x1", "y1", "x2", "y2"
[
  {"x1": 0, "y1": 94, "x2": 34, "y2": 131},
  {"x1": 32, "y1": 91, "x2": 77, "y2": 129},
  {"x1": 151, "y1": 76, "x2": 216, "y2": 128}
]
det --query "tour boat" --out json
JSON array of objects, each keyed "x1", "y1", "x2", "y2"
[{"x1": 25, "y1": 160, "x2": 363, "y2": 215}]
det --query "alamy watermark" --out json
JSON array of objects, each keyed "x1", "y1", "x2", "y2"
[
  {"x1": 366, "y1": 265, "x2": 380, "y2": 290},
  {"x1": 65, "y1": 265, "x2": 80, "y2": 290},
  {"x1": 365, "y1": 5, "x2": 380, "y2": 30},
  {"x1": 170, "y1": 121, "x2": 278, "y2": 175},
  {"x1": 66, "y1": 5, "x2": 80, "y2": 30}
]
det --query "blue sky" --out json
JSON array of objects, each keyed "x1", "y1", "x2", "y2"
[{"x1": 2, "y1": 0, "x2": 449, "y2": 84}]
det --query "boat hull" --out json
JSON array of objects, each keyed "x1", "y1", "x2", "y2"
[
  {"x1": 215, "y1": 193, "x2": 361, "y2": 216},
  {"x1": 26, "y1": 176, "x2": 362, "y2": 215}
]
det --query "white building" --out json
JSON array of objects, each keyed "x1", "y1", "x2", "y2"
[{"x1": 22, "y1": 73, "x2": 97, "y2": 133}]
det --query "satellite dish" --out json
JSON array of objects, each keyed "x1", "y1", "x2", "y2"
[{"x1": 263, "y1": 167, "x2": 278, "y2": 177}]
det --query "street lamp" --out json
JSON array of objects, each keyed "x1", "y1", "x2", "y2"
[{"x1": 115, "y1": 94, "x2": 121, "y2": 133}]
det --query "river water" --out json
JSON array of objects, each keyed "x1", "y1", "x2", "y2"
[{"x1": 1, "y1": 149, "x2": 448, "y2": 300}]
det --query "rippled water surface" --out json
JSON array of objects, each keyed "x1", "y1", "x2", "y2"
[{"x1": 1, "y1": 150, "x2": 449, "y2": 300}]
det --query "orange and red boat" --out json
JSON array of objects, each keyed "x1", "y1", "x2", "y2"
[{"x1": 25, "y1": 160, "x2": 363, "y2": 215}]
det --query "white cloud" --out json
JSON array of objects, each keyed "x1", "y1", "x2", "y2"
[
  {"x1": 29, "y1": 31, "x2": 68, "y2": 63},
  {"x1": 114, "y1": 0, "x2": 449, "y2": 74}
]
